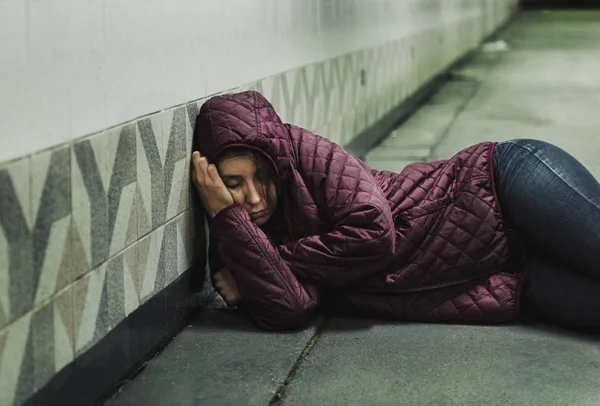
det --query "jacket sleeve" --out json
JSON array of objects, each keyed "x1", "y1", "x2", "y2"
[
  {"x1": 210, "y1": 204, "x2": 320, "y2": 331},
  {"x1": 277, "y1": 131, "x2": 396, "y2": 287}
]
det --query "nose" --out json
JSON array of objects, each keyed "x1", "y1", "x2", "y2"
[{"x1": 245, "y1": 181, "x2": 262, "y2": 206}]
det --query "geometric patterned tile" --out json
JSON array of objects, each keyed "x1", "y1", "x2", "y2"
[
  {"x1": 162, "y1": 106, "x2": 188, "y2": 223},
  {"x1": 73, "y1": 262, "x2": 107, "y2": 356},
  {"x1": 72, "y1": 132, "x2": 110, "y2": 278},
  {"x1": 160, "y1": 218, "x2": 178, "y2": 288},
  {"x1": 106, "y1": 123, "x2": 137, "y2": 257},
  {"x1": 137, "y1": 225, "x2": 165, "y2": 305},
  {"x1": 0, "y1": 312, "x2": 32, "y2": 406},
  {"x1": 0, "y1": 156, "x2": 32, "y2": 330},
  {"x1": 0, "y1": 145, "x2": 72, "y2": 329},
  {"x1": 0, "y1": 286, "x2": 73, "y2": 406},
  {"x1": 31, "y1": 145, "x2": 72, "y2": 307},
  {"x1": 186, "y1": 99, "x2": 207, "y2": 210},
  {"x1": 123, "y1": 242, "x2": 140, "y2": 318},
  {"x1": 137, "y1": 114, "x2": 165, "y2": 238},
  {"x1": 175, "y1": 211, "x2": 191, "y2": 278}
]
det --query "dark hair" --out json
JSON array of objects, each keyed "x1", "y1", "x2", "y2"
[{"x1": 217, "y1": 147, "x2": 280, "y2": 213}]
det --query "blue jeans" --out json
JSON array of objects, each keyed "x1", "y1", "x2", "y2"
[{"x1": 493, "y1": 139, "x2": 600, "y2": 333}]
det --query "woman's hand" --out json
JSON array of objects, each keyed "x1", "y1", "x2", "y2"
[
  {"x1": 192, "y1": 151, "x2": 234, "y2": 217},
  {"x1": 213, "y1": 268, "x2": 242, "y2": 307}
]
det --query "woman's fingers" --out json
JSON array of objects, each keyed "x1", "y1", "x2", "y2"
[
  {"x1": 192, "y1": 152, "x2": 204, "y2": 182},
  {"x1": 198, "y1": 154, "x2": 209, "y2": 173},
  {"x1": 192, "y1": 151, "x2": 211, "y2": 185},
  {"x1": 207, "y1": 164, "x2": 221, "y2": 183}
]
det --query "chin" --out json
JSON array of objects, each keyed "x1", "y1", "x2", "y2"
[{"x1": 254, "y1": 216, "x2": 270, "y2": 226}]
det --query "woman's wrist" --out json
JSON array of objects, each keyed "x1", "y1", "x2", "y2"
[
  {"x1": 211, "y1": 203, "x2": 241, "y2": 221},
  {"x1": 210, "y1": 203, "x2": 235, "y2": 218}
]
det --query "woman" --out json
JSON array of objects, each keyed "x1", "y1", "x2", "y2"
[{"x1": 192, "y1": 91, "x2": 600, "y2": 333}]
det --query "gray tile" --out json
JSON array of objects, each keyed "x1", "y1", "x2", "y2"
[
  {"x1": 31, "y1": 300, "x2": 54, "y2": 391},
  {"x1": 122, "y1": 241, "x2": 140, "y2": 317},
  {"x1": 176, "y1": 211, "x2": 190, "y2": 277},
  {"x1": 163, "y1": 106, "x2": 189, "y2": 223},
  {"x1": 72, "y1": 263, "x2": 107, "y2": 355},
  {"x1": 31, "y1": 146, "x2": 72, "y2": 307},
  {"x1": 107, "y1": 123, "x2": 137, "y2": 257},
  {"x1": 105, "y1": 251, "x2": 126, "y2": 332},
  {"x1": 0, "y1": 328, "x2": 5, "y2": 358},
  {"x1": 136, "y1": 226, "x2": 165, "y2": 304},
  {"x1": 185, "y1": 100, "x2": 200, "y2": 155},
  {"x1": 14, "y1": 317, "x2": 34, "y2": 406},
  {"x1": 0, "y1": 312, "x2": 34, "y2": 406},
  {"x1": 185, "y1": 100, "x2": 205, "y2": 213},
  {"x1": 91, "y1": 276, "x2": 110, "y2": 347},
  {"x1": 137, "y1": 115, "x2": 166, "y2": 235},
  {"x1": 52, "y1": 286, "x2": 74, "y2": 372},
  {"x1": 72, "y1": 132, "x2": 109, "y2": 277},
  {"x1": 160, "y1": 219, "x2": 178, "y2": 288},
  {"x1": 0, "y1": 156, "x2": 33, "y2": 329}
]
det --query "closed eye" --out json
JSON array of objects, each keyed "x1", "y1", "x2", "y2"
[{"x1": 221, "y1": 174, "x2": 244, "y2": 190}]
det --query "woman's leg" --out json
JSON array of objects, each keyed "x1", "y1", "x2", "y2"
[
  {"x1": 493, "y1": 139, "x2": 600, "y2": 278},
  {"x1": 493, "y1": 139, "x2": 600, "y2": 332},
  {"x1": 523, "y1": 251, "x2": 600, "y2": 333}
]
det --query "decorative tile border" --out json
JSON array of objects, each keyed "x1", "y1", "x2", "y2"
[
  {"x1": 0, "y1": 94, "x2": 202, "y2": 405},
  {"x1": 0, "y1": 210, "x2": 195, "y2": 406}
]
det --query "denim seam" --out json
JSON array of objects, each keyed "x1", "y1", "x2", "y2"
[{"x1": 506, "y1": 140, "x2": 600, "y2": 210}]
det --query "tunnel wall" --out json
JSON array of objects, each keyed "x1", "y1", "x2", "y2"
[{"x1": 0, "y1": 1, "x2": 518, "y2": 405}]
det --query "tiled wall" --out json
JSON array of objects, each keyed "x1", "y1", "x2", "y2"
[
  {"x1": 0, "y1": 101, "x2": 207, "y2": 406},
  {"x1": 0, "y1": 1, "x2": 518, "y2": 405}
]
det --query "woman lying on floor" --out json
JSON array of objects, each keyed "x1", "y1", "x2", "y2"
[{"x1": 191, "y1": 91, "x2": 600, "y2": 334}]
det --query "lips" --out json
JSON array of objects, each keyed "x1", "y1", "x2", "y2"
[{"x1": 249, "y1": 210, "x2": 267, "y2": 220}]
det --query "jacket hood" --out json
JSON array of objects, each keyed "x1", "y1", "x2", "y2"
[{"x1": 194, "y1": 91, "x2": 295, "y2": 180}]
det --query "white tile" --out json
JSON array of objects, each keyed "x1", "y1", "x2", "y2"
[
  {"x1": 65, "y1": 1, "x2": 107, "y2": 140},
  {"x1": 159, "y1": 0, "x2": 207, "y2": 108},
  {"x1": 103, "y1": 0, "x2": 163, "y2": 126},
  {"x1": 0, "y1": 0, "x2": 516, "y2": 165},
  {"x1": 28, "y1": 0, "x2": 72, "y2": 153},
  {"x1": 0, "y1": 2, "x2": 31, "y2": 164},
  {"x1": 0, "y1": 1, "x2": 27, "y2": 77}
]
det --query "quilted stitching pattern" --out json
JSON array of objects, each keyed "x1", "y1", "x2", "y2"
[
  {"x1": 196, "y1": 91, "x2": 522, "y2": 330},
  {"x1": 330, "y1": 273, "x2": 522, "y2": 323}
]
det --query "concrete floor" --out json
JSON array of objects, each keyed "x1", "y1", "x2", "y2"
[{"x1": 107, "y1": 11, "x2": 600, "y2": 406}]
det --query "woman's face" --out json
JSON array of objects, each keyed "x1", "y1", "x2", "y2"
[{"x1": 218, "y1": 156, "x2": 277, "y2": 225}]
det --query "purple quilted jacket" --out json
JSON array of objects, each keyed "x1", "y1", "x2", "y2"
[{"x1": 196, "y1": 91, "x2": 524, "y2": 330}]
